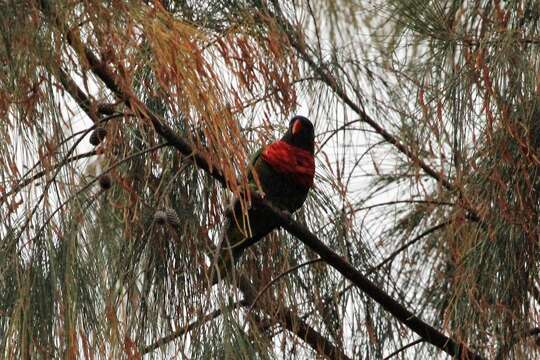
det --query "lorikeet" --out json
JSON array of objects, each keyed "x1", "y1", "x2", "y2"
[{"x1": 212, "y1": 116, "x2": 315, "y2": 283}]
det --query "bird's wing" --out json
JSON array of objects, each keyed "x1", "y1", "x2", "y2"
[{"x1": 246, "y1": 147, "x2": 264, "y2": 184}]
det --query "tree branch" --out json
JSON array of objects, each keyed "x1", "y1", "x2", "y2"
[
  {"x1": 383, "y1": 339, "x2": 424, "y2": 360},
  {"x1": 259, "y1": 201, "x2": 482, "y2": 359},
  {"x1": 495, "y1": 327, "x2": 540, "y2": 360},
  {"x1": 370, "y1": 220, "x2": 451, "y2": 273},
  {"x1": 0, "y1": 149, "x2": 97, "y2": 204}
]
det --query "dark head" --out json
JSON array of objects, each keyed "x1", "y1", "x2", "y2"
[{"x1": 281, "y1": 115, "x2": 315, "y2": 154}]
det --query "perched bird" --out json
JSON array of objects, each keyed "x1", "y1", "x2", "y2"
[{"x1": 212, "y1": 115, "x2": 315, "y2": 283}]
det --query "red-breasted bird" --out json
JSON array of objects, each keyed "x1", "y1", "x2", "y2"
[{"x1": 212, "y1": 116, "x2": 315, "y2": 283}]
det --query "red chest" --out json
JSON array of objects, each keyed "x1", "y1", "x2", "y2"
[{"x1": 261, "y1": 140, "x2": 315, "y2": 188}]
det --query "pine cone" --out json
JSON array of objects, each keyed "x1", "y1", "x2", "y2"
[
  {"x1": 165, "y1": 208, "x2": 180, "y2": 226},
  {"x1": 153, "y1": 210, "x2": 167, "y2": 225},
  {"x1": 89, "y1": 127, "x2": 107, "y2": 146},
  {"x1": 98, "y1": 174, "x2": 112, "y2": 190}
]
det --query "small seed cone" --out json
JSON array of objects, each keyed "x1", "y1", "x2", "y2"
[
  {"x1": 165, "y1": 208, "x2": 180, "y2": 226},
  {"x1": 98, "y1": 174, "x2": 112, "y2": 190},
  {"x1": 154, "y1": 210, "x2": 167, "y2": 225},
  {"x1": 89, "y1": 127, "x2": 107, "y2": 146}
]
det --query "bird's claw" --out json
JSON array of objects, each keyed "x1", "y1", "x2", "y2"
[
  {"x1": 254, "y1": 189, "x2": 266, "y2": 199},
  {"x1": 251, "y1": 190, "x2": 267, "y2": 207}
]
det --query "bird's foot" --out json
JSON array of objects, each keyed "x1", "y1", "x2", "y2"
[{"x1": 251, "y1": 189, "x2": 266, "y2": 201}]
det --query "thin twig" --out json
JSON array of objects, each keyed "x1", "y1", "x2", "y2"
[
  {"x1": 318, "y1": 119, "x2": 363, "y2": 149},
  {"x1": 245, "y1": 258, "x2": 324, "y2": 319},
  {"x1": 238, "y1": 275, "x2": 353, "y2": 360},
  {"x1": 495, "y1": 327, "x2": 540, "y2": 360},
  {"x1": 18, "y1": 143, "x2": 169, "y2": 254},
  {"x1": 382, "y1": 339, "x2": 424, "y2": 360},
  {"x1": 12, "y1": 124, "x2": 94, "y2": 250},
  {"x1": 141, "y1": 299, "x2": 249, "y2": 355},
  {"x1": 368, "y1": 220, "x2": 452, "y2": 274},
  {"x1": 354, "y1": 200, "x2": 454, "y2": 213},
  {"x1": 0, "y1": 149, "x2": 97, "y2": 204}
]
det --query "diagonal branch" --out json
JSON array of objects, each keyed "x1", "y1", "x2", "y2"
[
  {"x1": 37, "y1": 4, "x2": 484, "y2": 359},
  {"x1": 56, "y1": 67, "x2": 118, "y2": 120},
  {"x1": 383, "y1": 339, "x2": 424, "y2": 360},
  {"x1": 259, "y1": 201, "x2": 482, "y2": 359}
]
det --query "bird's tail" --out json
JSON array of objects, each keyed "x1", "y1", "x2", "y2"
[
  {"x1": 209, "y1": 218, "x2": 246, "y2": 285},
  {"x1": 209, "y1": 206, "x2": 279, "y2": 285}
]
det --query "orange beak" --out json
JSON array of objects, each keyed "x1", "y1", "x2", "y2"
[{"x1": 292, "y1": 119, "x2": 302, "y2": 135}]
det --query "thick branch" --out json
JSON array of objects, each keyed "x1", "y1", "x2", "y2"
[
  {"x1": 257, "y1": 201, "x2": 482, "y2": 359},
  {"x1": 57, "y1": 68, "x2": 98, "y2": 123},
  {"x1": 56, "y1": 68, "x2": 117, "y2": 120}
]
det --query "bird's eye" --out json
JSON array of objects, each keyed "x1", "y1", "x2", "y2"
[{"x1": 292, "y1": 119, "x2": 302, "y2": 135}]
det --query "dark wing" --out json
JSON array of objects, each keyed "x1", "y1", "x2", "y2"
[{"x1": 246, "y1": 147, "x2": 264, "y2": 184}]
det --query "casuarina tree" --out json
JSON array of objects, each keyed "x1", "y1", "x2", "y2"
[{"x1": 0, "y1": 1, "x2": 538, "y2": 359}]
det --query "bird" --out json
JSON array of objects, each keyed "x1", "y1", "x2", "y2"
[{"x1": 211, "y1": 115, "x2": 315, "y2": 284}]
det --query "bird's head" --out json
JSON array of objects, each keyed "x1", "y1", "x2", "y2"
[{"x1": 282, "y1": 115, "x2": 315, "y2": 154}]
